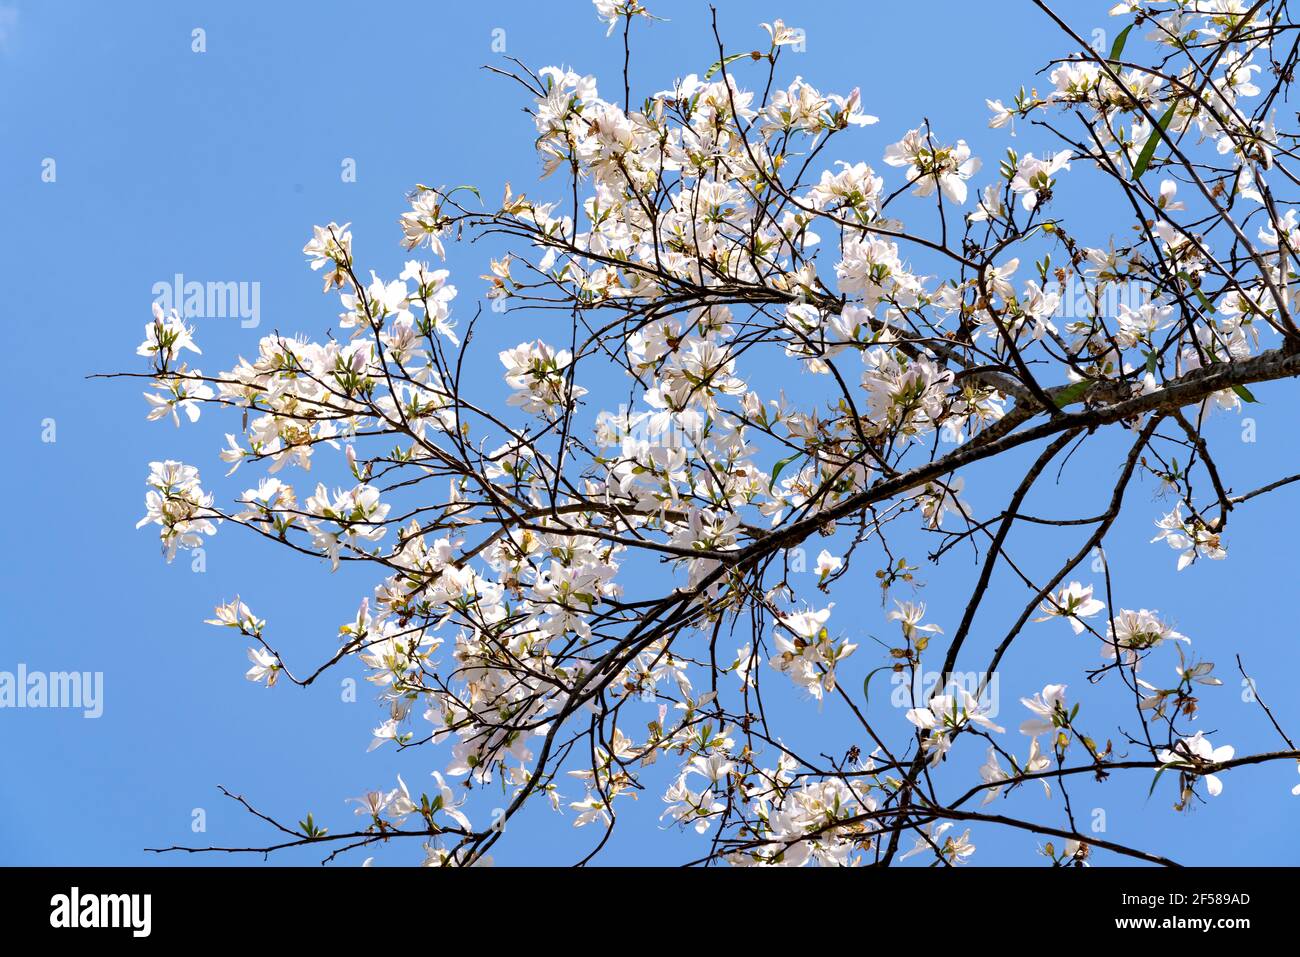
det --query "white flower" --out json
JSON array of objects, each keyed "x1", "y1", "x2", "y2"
[
  {"x1": 430, "y1": 772, "x2": 474, "y2": 831},
  {"x1": 906, "y1": 684, "x2": 1004, "y2": 766},
  {"x1": 365, "y1": 271, "x2": 413, "y2": 325},
  {"x1": 889, "y1": 600, "x2": 943, "y2": 642},
  {"x1": 1152, "y1": 504, "x2": 1227, "y2": 571},
  {"x1": 500, "y1": 340, "x2": 588, "y2": 417},
  {"x1": 1035, "y1": 582, "x2": 1105, "y2": 634},
  {"x1": 1159, "y1": 731, "x2": 1235, "y2": 797},
  {"x1": 137, "y1": 303, "x2": 201, "y2": 365},
  {"x1": 912, "y1": 477, "x2": 972, "y2": 529},
  {"x1": 348, "y1": 788, "x2": 391, "y2": 820},
  {"x1": 760, "y1": 18, "x2": 801, "y2": 47},
  {"x1": 1104, "y1": 608, "x2": 1187, "y2": 666},
  {"x1": 1020, "y1": 683, "x2": 1068, "y2": 736},
  {"x1": 1009, "y1": 150, "x2": 1072, "y2": 210},
  {"x1": 986, "y1": 98, "x2": 1014, "y2": 129},
  {"x1": 400, "y1": 190, "x2": 448, "y2": 257},
  {"x1": 1157, "y1": 178, "x2": 1185, "y2": 211},
  {"x1": 205, "y1": 598, "x2": 264, "y2": 635},
  {"x1": 143, "y1": 374, "x2": 214, "y2": 427},
  {"x1": 593, "y1": 0, "x2": 653, "y2": 37},
  {"x1": 814, "y1": 549, "x2": 842, "y2": 579},
  {"x1": 400, "y1": 260, "x2": 460, "y2": 344},
  {"x1": 135, "y1": 460, "x2": 218, "y2": 562},
  {"x1": 1116, "y1": 299, "x2": 1173, "y2": 349},
  {"x1": 769, "y1": 604, "x2": 856, "y2": 701},
  {"x1": 968, "y1": 183, "x2": 1008, "y2": 224},
  {"x1": 978, "y1": 746, "x2": 1009, "y2": 804},
  {"x1": 900, "y1": 822, "x2": 976, "y2": 864},
  {"x1": 303, "y1": 482, "x2": 390, "y2": 569},
  {"x1": 303, "y1": 222, "x2": 352, "y2": 270},
  {"x1": 661, "y1": 775, "x2": 725, "y2": 834},
  {"x1": 1025, "y1": 736, "x2": 1052, "y2": 797},
  {"x1": 883, "y1": 128, "x2": 981, "y2": 204},
  {"x1": 244, "y1": 646, "x2": 280, "y2": 687},
  {"x1": 569, "y1": 791, "x2": 612, "y2": 828}
]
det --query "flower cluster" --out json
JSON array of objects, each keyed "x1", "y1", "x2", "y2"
[{"x1": 119, "y1": 0, "x2": 1300, "y2": 866}]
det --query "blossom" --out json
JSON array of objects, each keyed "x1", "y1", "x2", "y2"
[
  {"x1": 889, "y1": 600, "x2": 944, "y2": 644},
  {"x1": 769, "y1": 604, "x2": 856, "y2": 701},
  {"x1": 500, "y1": 340, "x2": 588, "y2": 417},
  {"x1": 569, "y1": 791, "x2": 613, "y2": 828},
  {"x1": 1035, "y1": 581, "x2": 1105, "y2": 634},
  {"x1": 400, "y1": 190, "x2": 448, "y2": 257},
  {"x1": 137, "y1": 303, "x2": 200, "y2": 366},
  {"x1": 1019, "y1": 683, "x2": 1068, "y2": 736},
  {"x1": 303, "y1": 222, "x2": 352, "y2": 271},
  {"x1": 807, "y1": 161, "x2": 883, "y2": 222},
  {"x1": 813, "y1": 548, "x2": 842, "y2": 580},
  {"x1": 205, "y1": 598, "x2": 265, "y2": 635},
  {"x1": 981, "y1": 257, "x2": 1019, "y2": 300},
  {"x1": 364, "y1": 271, "x2": 413, "y2": 326},
  {"x1": 244, "y1": 646, "x2": 280, "y2": 687},
  {"x1": 1025, "y1": 736, "x2": 1052, "y2": 797},
  {"x1": 1159, "y1": 731, "x2": 1235, "y2": 797},
  {"x1": 1152, "y1": 504, "x2": 1227, "y2": 571},
  {"x1": 883, "y1": 127, "x2": 980, "y2": 204},
  {"x1": 986, "y1": 98, "x2": 1014, "y2": 128},
  {"x1": 303, "y1": 482, "x2": 391, "y2": 569},
  {"x1": 348, "y1": 781, "x2": 427, "y2": 825},
  {"x1": 661, "y1": 775, "x2": 725, "y2": 834},
  {"x1": 978, "y1": 746, "x2": 1010, "y2": 804},
  {"x1": 1219, "y1": 50, "x2": 1262, "y2": 101},
  {"x1": 1049, "y1": 60, "x2": 1100, "y2": 102},
  {"x1": 1157, "y1": 178, "x2": 1185, "y2": 211},
  {"x1": 968, "y1": 183, "x2": 1008, "y2": 224},
  {"x1": 135, "y1": 460, "x2": 218, "y2": 562},
  {"x1": 1008, "y1": 150, "x2": 1072, "y2": 210},
  {"x1": 906, "y1": 684, "x2": 1004, "y2": 766},
  {"x1": 900, "y1": 822, "x2": 976, "y2": 864},
  {"x1": 143, "y1": 374, "x2": 214, "y2": 426},
  {"x1": 912, "y1": 477, "x2": 971, "y2": 529},
  {"x1": 429, "y1": 771, "x2": 473, "y2": 831},
  {"x1": 1175, "y1": 656, "x2": 1222, "y2": 688},
  {"x1": 1116, "y1": 299, "x2": 1174, "y2": 349},
  {"x1": 760, "y1": 18, "x2": 801, "y2": 47},
  {"x1": 1103, "y1": 608, "x2": 1187, "y2": 666},
  {"x1": 400, "y1": 260, "x2": 459, "y2": 344},
  {"x1": 107, "y1": 5, "x2": 1300, "y2": 869},
  {"x1": 593, "y1": 0, "x2": 653, "y2": 36}
]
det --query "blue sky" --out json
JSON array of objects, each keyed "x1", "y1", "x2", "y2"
[{"x1": 1, "y1": 0, "x2": 1297, "y2": 866}]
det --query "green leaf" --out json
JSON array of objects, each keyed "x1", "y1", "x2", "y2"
[
  {"x1": 1231, "y1": 383, "x2": 1259, "y2": 403},
  {"x1": 861, "y1": 666, "x2": 891, "y2": 707},
  {"x1": 768, "y1": 452, "x2": 801, "y2": 491},
  {"x1": 1146, "y1": 765, "x2": 1169, "y2": 801},
  {"x1": 1108, "y1": 23, "x2": 1135, "y2": 63},
  {"x1": 703, "y1": 52, "x2": 749, "y2": 81},
  {"x1": 1131, "y1": 103, "x2": 1177, "y2": 180},
  {"x1": 1177, "y1": 271, "x2": 1216, "y2": 314},
  {"x1": 1053, "y1": 380, "x2": 1093, "y2": 409}
]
